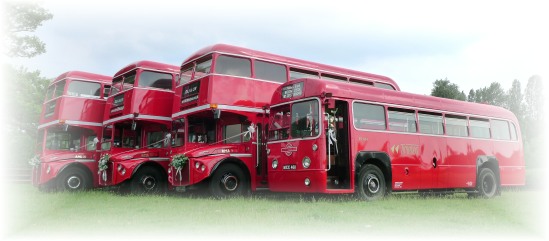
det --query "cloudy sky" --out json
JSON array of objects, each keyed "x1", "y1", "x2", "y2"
[{"x1": 14, "y1": 0, "x2": 549, "y2": 95}]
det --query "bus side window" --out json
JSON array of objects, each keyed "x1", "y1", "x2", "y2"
[{"x1": 470, "y1": 118, "x2": 490, "y2": 139}]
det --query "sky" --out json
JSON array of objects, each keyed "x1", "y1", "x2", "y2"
[{"x1": 10, "y1": 0, "x2": 549, "y2": 95}]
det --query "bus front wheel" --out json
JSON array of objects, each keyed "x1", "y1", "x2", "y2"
[
  {"x1": 209, "y1": 163, "x2": 248, "y2": 198},
  {"x1": 130, "y1": 166, "x2": 167, "y2": 194},
  {"x1": 57, "y1": 167, "x2": 91, "y2": 192},
  {"x1": 356, "y1": 164, "x2": 386, "y2": 201}
]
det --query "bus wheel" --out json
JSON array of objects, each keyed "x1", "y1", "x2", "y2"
[
  {"x1": 476, "y1": 168, "x2": 498, "y2": 198},
  {"x1": 356, "y1": 164, "x2": 386, "y2": 201},
  {"x1": 57, "y1": 167, "x2": 90, "y2": 192},
  {"x1": 130, "y1": 166, "x2": 166, "y2": 194},
  {"x1": 209, "y1": 163, "x2": 248, "y2": 198}
]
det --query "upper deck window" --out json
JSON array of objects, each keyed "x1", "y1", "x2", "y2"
[
  {"x1": 321, "y1": 73, "x2": 347, "y2": 82},
  {"x1": 45, "y1": 85, "x2": 55, "y2": 101},
  {"x1": 194, "y1": 57, "x2": 212, "y2": 79},
  {"x1": 103, "y1": 85, "x2": 111, "y2": 98},
  {"x1": 350, "y1": 78, "x2": 374, "y2": 86},
  {"x1": 54, "y1": 80, "x2": 65, "y2": 98},
  {"x1": 418, "y1": 112, "x2": 443, "y2": 135},
  {"x1": 491, "y1": 119, "x2": 511, "y2": 140},
  {"x1": 290, "y1": 68, "x2": 318, "y2": 80},
  {"x1": 388, "y1": 108, "x2": 416, "y2": 133},
  {"x1": 67, "y1": 80, "x2": 101, "y2": 98},
  {"x1": 215, "y1": 55, "x2": 251, "y2": 78},
  {"x1": 255, "y1": 60, "x2": 287, "y2": 83},
  {"x1": 179, "y1": 64, "x2": 194, "y2": 84},
  {"x1": 374, "y1": 82, "x2": 395, "y2": 90},
  {"x1": 353, "y1": 103, "x2": 386, "y2": 130},
  {"x1": 470, "y1": 118, "x2": 490, "y2": 139},
  {"x1": 138, "y1": 71, "x2": 173, "y2": 90},
  {"x1": 110, "y1": 72, "x2": 136, "y2": 96}
]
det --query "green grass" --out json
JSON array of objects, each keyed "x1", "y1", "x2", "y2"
[{"x1": 2, "y1": 184, "x2": 547, "y2": 240}]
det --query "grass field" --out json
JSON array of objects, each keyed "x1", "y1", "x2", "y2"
[{"x1": 2, "y1": 184, "x2": 547, "y2": 241}]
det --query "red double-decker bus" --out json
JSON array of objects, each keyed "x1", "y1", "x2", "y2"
[
  {"x1": 99, "y1": 61, "x2": 179, "y2": 193},
  {"x1": 167, "y1": 44, "x2": 400, "y2": 197},
  {"x1": 32, "y1": 71, "x2": 112, "y2": 191},
  {"x1": 267, "y1": 78, "x2": 525, "y2": 199}
]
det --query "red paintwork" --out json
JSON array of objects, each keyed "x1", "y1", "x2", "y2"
[
  {"x1": 169, "y1": 44, "x2": 402, "y2": 191},
  {"x1": 180, "y1": 44, "x2": 400, "y2": 90},
  {"x1": 267, "y1": 78, "x2": 525, "y2": 193},
  {"x1": 100, "y1": 60, "x2": 179, "y2": 187},
  {"x1": 33, "y1": 71, "x2": 112, "y2": 188}
]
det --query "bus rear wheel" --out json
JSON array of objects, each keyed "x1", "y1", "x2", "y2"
[
  {"x1": 209, "y1": 163, "x2": 248, "y2": 198},
  {"x1": 475, "y1": 168, "x2": 498, "y2": 198},
  {"x1": 130, "y1": 166, "x2": 167, "y2": 195},
  {"x1": 356, "y1": 164, "x2": 386, "y2": 201},
  {"x1": 57, "y1": 167, "x2": 91, "y2": 192}
]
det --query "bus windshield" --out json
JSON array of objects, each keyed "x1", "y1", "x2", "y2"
[
  {"x1": 138, "y1": 71, "x2": 173, "y2": 90},
  {"x1": 269, "y1": 99, "x2": 319, "y2": 141},
  {"x1": 45, "y1": 128, "x2": 96, "y2": 151},
  {"x1": 188, "y1": 117, "x2": 215, "y2": 144}
]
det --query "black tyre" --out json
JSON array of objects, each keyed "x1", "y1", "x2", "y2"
[
  {"x1": 356, "y1": 164, "x2": 386, "y2": 201},
  {"x1": 209, "y1": 163, "x2": 248, "y2": 198},
  {"x1": 57, "y1": 167, "x2": 91, "y2": 192},
  {"x1": 476, "y1": 168, "x2": 498, "y2": 198},
  {"x1": 130, "y1": 166, "x2": 167, "y2": 194}
]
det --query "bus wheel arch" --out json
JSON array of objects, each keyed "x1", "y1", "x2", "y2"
[
  {"x1": 56, "y1": 163, "x2": 93, "y2": 192},
  {"x1": 355, "y1": 151, "x2": 392, "y2": 193},
  {"x1": 209, "y1": 158, "x2": 251, "y2": 198}
]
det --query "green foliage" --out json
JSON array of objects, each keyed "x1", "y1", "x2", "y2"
[
  {"x1": 3, "y1": 1, "x2": 53, "y2": 58},
  {"x1": 507, "y1": 79, "x2": 524, "y2": 123},
  {"x1": 430, "y1": 78, "x2": 466, "y2": 101},
  {"x1": 473, "y1": 82, "x2": 507, "y2": 107},
  {"x1": 3, "y1": 1, "x2": 53, "y2": 166}
]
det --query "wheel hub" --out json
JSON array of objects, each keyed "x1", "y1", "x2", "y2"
[
  {"x1": 221, "y1": 174, "x2": 238, "y2": 191},
  {"x1": 366, "y1": 175, "x2": 380, "y2": 193},
  {"x1": 67, "y1": 176, "x2": 81, "y2": 189},
  {"x1": 141, "y1": 176, "x2": 156, "y2": 191}
]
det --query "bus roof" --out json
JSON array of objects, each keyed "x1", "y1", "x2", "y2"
[
  {"x1": 113, "y1": 60, "x2": 180, "y2": 78},
  {"x1": 182, "y1": 44, "x2": 400, "y2": 91},
  {"x1": 275, "y1": 78, "x2": 517, "y2": 122},
  {"x1": 52, "y1": 71, "x2": 112, "y2": 85}
]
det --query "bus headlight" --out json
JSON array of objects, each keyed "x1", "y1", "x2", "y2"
[
  {"x1": 312, "y1": 144, "x2": 318, "y2": 151},
  {"x1": 272, "y1": 159, "x2": 278, "y2": 169},
  {"x1": 117, "y1": 164, "x2": 126, "y2": 175},
  {"x1": 304, "y1": 178, "x2": 311, "y2": 186},
  {"x1": 302, "y1": 157, "x2": 311, "y2": 169}
]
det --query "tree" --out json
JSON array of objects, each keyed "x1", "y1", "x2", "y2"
[
  {"x1": 524, "y1": 75, "x2": 544, "y2": 123},
  {"x1": 472, "y1": 82, "x2": 507, "y2": 107},
  {"x1": 3, "y1": 1, "x2": 53, "y2": 58},
  {"x1": 467, "y1": 89, "x2": 475, "y2": 102},
  {"x1": 430, "y1": 78, "x2": 466, "y2": 101},
  {"x1": 506, "y1": 79, "x2": 524, "y2": 123},
  {"x1": 2, "y1": 2, "x2": 53, "y2": 167}
]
